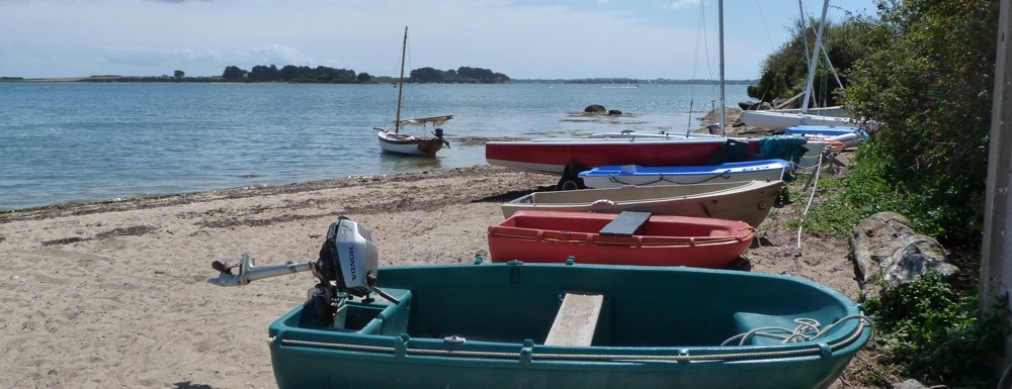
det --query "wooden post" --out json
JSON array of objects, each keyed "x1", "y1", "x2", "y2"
[{"x1": 982, "y1": 0, "x2": 1012, "y2": 375}]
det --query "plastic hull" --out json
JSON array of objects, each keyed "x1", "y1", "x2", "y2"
[
  {"x1": 485, "y1": 138, "x2": 760, "y2": 175},
  {"x1": 377, "y1": 130, "x2": 443, "y2": 157},
  {"x1": 740, "y1": 110, "x2": 857, "y2": 131},
  {"x1": 785, "y1": 125, "x2": 868, "y2": 148},
  {"x1": 487, "y1": 210, "x2": 755, "y2": 267},
  {"x1": 578, "y1": 159, "x2": 790, "y2": 189},
  {"x1": 500, "y1": 180, "x2": 784, "y2": 228},
  {"x1": 267, "y1": 263, "x2": 871, "y2": 389}
]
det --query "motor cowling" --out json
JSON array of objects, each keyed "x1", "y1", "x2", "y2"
[{"x1": 314, "y1": 216, "x2": 378, "y2": 297}]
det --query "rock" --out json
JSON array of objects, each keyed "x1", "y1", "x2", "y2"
[
  {"x1": 607, "y1": 109, "x2": 622, "y2": 115},
  {"x1": 584, "y1": 104, "x2": 606, "y2": 113},
  {"x1": 849, "y1": 212, "x2": 961, "y2": 290},
  {"x1": 894, "y1": 379, "x2": 930, "y2": 389},
  {"x1": 739, "y1": 101, "x2": 773, "y2": 110}
]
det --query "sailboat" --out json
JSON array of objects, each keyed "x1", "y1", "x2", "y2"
[
  {"x1": 739, "y1": 0, "x2": 859, "y2": 131},
  {"x1": 485, "y1": 0, "x2": 769, "y2": 190},
  {"x1": 374, "y1": 26, "x2": 452, "y2": 157}
]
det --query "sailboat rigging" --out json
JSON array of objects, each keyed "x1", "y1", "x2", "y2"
[
  {"x1": 738, "y1": 0, "x2": 862, "y2": 131},
  {"x1": 373, "y1": 26, "x2": 452, "y2": 157}
]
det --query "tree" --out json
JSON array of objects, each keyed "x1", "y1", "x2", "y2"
[
  {"x1": 248, "y1": 65, "x2": 280, "y2": 82},
  {"x1": 357, "y1": 72, "x2": 372, "y2": 82},
  {"x1": 409, "y1": 67, "x2": 444, "y2": 83},
  {"x1": 841, "y1": 0, "x2": 999, "y2": 244},
  {"x1": 408, "y1": 66, "x2": 509, "y2": 84},
  {"x1": 222, "y1": 66, "x2": 248, "y2": 81},
  {"x1": 747, "y1": 16, "x2": 876, "y2": 107},
  {"x1": 278, "y1": 65, "x2": 301, "y2": 81},
  {"x1": 173, "y1": 70, "x2": 185, "y2": 79}
]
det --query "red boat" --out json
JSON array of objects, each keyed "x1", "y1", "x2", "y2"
[
  {"x1": 487, "y1": 210, "x2": 755, "y2": 268},
  {"x1": 485, "y1": 138, "x2": 761, "y2": 174}
]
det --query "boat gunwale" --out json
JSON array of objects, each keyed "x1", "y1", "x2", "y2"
[
  {"x1": 521, "y1": 180, "x2": 781, "y2": 205},
  {"x1": 489, "y1": 210, "x2": 757, "y2": 248},
  {"x1": 269, "y1": 263, "x2": 871, "y2": 364},
  {"x1": 272, "y1": 312, "x2": 869, "y2": 365}
]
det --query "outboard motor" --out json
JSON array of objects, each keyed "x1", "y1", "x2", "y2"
[
  {"x1": 433, "y1": 128, "x2": 450, "y2": 148},
  {"x1": 314, "y1": 216, "x2": 378, "y2": 297},
  {"x1": 209, "y1": 217, "x2": 398, "y2": 321}
]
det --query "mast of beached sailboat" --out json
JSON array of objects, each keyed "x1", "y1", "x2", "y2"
[
  {"x1": 718, "y1": 0, "x2": 726, "y2": 134},
  {"x1": 394, "y1": 26, "x2": 408, "y2": 135},
  {"x1": 799, "y1": 0, "x2": 830, "y2": 114}
]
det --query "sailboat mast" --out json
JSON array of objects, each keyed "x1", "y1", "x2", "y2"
[
  {"x1": 718, "y1": 0, "x2": 726, "y2": 133},
  {"x1": 800, "y1": 0, "x2": 830, "y2": 114},
  {"x1": 395, "y1": 26, "x2": 408, "y2": 134}
]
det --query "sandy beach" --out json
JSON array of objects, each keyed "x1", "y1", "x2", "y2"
[{"x1": 0, "y1": 164, "x2": 863, "y2": 388}]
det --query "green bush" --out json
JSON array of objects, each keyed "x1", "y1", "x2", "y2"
[
  {"x1": 863, "y1": 271, "x2": 1010, "y2": 388},
  {"x1": 841, "y1": 0, "x2": 997, "y2": 246}
]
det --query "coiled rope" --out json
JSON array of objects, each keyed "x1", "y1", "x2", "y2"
[{"x1": 721, "y1": 314, "x2": 874, "y2": 347}]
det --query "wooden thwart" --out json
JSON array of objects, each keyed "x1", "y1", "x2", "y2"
[
  {"x1": 544, "y1": 293, "x2": 604, "y2": 347},
  {"x1": 598, "y1": 211, "x2": 651, "y2": 236}
]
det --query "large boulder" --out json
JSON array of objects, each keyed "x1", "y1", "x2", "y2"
[
  {"x1": 849, "y1": 212, "x2": 960, "y2": 291},
  {"x1": 584, "y1": 104, "x2": 606, "y2": 113}
]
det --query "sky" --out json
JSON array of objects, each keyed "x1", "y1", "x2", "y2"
[{"x1": 0, "y1": 0, "x2": 881, "y2": 81}]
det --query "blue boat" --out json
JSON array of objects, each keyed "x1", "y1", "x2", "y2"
[
  {"x1": 785, "y1": 125, "x2": 869, "y2": 148},
  {"x1": 578, "y1": 159, "x2": 791, "y2": 189},
  {"x1": 210, "y1": 217, "x2": 873, "y2": 389}
]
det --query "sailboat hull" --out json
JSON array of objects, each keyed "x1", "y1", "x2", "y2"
[
  {"x1": 377, "y1": 130, "x2": 444, "y2": 157},
  {"x1": 740, "y1": 111, "x2": 857, "y2": 132},
  {"x1": 485, "y1": 138, "x2": 760, "y2": 175}
]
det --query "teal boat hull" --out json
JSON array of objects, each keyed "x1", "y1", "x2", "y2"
[{"x1": 267, "y1": 262, "x2": 870, "y2": 389}]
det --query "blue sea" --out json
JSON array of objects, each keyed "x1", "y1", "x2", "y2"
[{"x1": 0, "y1": 82, "x2": 750, "y2": 211}]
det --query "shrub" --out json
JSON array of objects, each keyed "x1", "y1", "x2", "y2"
[{"x1": 863, "y1": 271, "x2": 1010, "y2": 388}]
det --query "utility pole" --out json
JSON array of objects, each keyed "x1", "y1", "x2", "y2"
[{"x1": 982, "y1": 0, "x2": 1012, "y2": 376}]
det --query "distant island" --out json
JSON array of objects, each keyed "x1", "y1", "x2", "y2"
[
  {"x1": 1, "y1": 64, "x2": 756, "y2": 85},
  {"x1": 0, "y1": 64, "x2": 510, "y2": 84}
]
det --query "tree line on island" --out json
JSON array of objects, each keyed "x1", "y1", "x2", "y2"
[
  {"x1": 224, "y1": 64, "x2": 509, "y2": 84},
  {"x1": 63, "y1": 65, "x2": 511, "y2": 84}
]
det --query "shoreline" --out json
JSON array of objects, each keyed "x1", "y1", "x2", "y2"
[
  {"x1": 0, "y1": 160, "x2": 868, "y2": 388},
  {"x1": 0, "y1": 164, "x2": 505, "y2": 222}
]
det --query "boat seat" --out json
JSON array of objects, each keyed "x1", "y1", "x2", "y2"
[
  {"x1": 598, "y1": 211, "x2": 651, "y2": 236},
  {"x1": 544, "y1": 293, "x2": 604, "y2": 347}
]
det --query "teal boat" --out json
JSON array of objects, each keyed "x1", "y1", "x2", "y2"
[{"x1": 210, "y1": 217, "x2": 872, "y2": 389}]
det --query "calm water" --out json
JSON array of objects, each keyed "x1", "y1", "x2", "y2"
[{"x1": 0, "y1": 82, "x2": 749, "y2": 210}]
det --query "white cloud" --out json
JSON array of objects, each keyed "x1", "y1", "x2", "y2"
[
  {"x1": 98, "y1": 47, "x2": 222, "y2": 67},
  {"x1": 234, "y1": 45, "x2": 313, "y2": 68},
  {"x1": 666, "y1": 0, "x2": 701, "y2": 10}
]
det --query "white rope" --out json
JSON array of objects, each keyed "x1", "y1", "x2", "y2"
[
  {"x1": 721, "y1": 314, "x2": 875, "y2": 347},
  {"x1": 796, "y1": 151, "x2": 824, "y2": 248}
]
